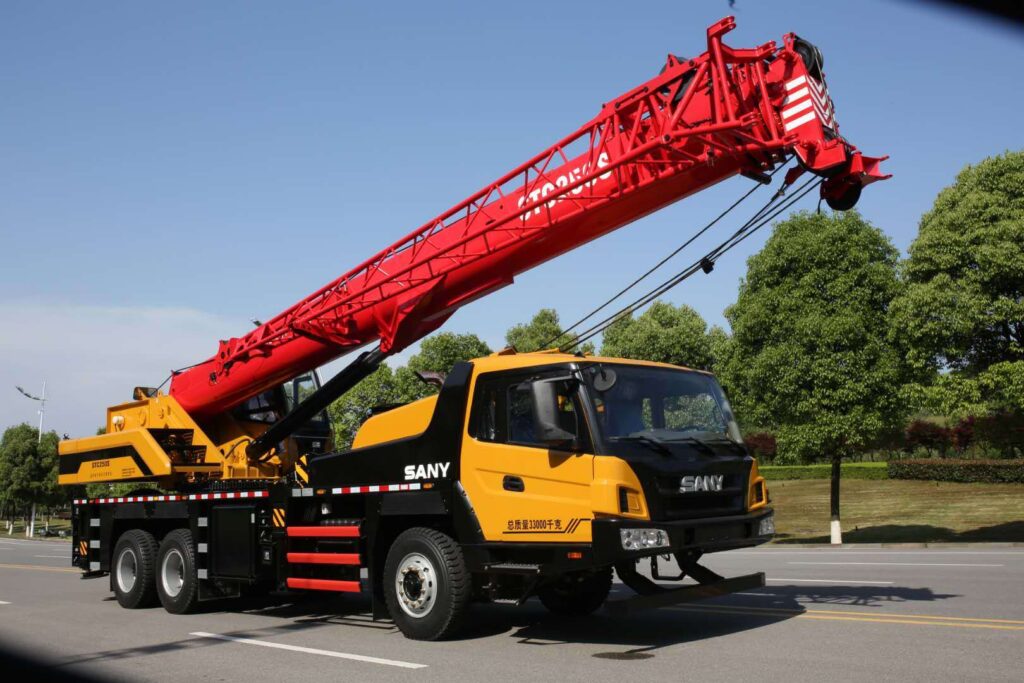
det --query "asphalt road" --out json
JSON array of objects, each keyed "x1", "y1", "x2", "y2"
[{"x1": 1, "y1": 537, "x2": 1022, "y2": 682}]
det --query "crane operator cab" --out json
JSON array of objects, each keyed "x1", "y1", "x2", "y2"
[{"x1": 232, "y1": 372, "x2": 333, "y2": 460}]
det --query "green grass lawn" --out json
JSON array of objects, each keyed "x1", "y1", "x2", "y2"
[
  {"x1": 770, "y1": 479, "x2": 1024, "y2": 543},
  {"x1": 3, "y1": 516, "x2": 72, "y2": 539}
]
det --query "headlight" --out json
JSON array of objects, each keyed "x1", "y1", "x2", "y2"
[
  {"x1": 620, "y1": 528, "x2": 669, "y2": 551},
  {"x1": 758, "y1": 514, "x2": 775, "y2": 537}
]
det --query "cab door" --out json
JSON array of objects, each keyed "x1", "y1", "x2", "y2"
[{"x1": 461, "y1": 368, "x2": 596, "y2": 543}]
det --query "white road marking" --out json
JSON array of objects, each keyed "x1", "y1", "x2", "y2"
[
  {"x1": 789, "y1": 561, "x2": 1004, "y2": 568},
  {"x1": 767, "y1": 577, "x2": 894, "y2": 585},
  {"x1": 732, "y1": 550, "x2": 1024, "y2": 556},
  {"x1": 0, "y1": 600, "x2": 10, "y2": 605},
  {"x1": 0, "y1": 539, "x2": 59, "y2": 545},
  {"x1": 190, "y1": 632, "x2": 427, "y2": 669}
]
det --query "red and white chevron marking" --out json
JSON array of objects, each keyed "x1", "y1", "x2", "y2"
[
  {"x1": 781, "y1": 74, "x2": 837, "y2": 133},
  {"x1": 74, "y1": 490, "x2": 269, "y2": 505},
  {"x1": 331, "y1": 482, "x2": 422, "y2": 495}
]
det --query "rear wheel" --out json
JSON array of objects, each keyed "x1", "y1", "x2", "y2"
[
  {"x1": 538, "y1": 568, "x2": 613, "y2": 616},
  {"x1": 156, "y1": 529, "x2": 200, "y2": 614},
  {"x1": 383, "y1": 527, "x2": 470, "y2": 640},
  {"x1": 112, "y1": 529, "x2": 158, "y2": 609}
]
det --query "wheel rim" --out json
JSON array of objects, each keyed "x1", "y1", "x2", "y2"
[
  {"x1": 116, "y1": 548, "x2": 138, "y2": 594},
  {"x1": 161, "y1": 548, "x2": 185, "y2": 598},
  {"x1": 395, "y1": 552, "x2": 437, "y2": 618}
]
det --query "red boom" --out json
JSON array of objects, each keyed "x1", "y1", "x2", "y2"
[{"x1": 170, "y1": 17, "x2": 887, "y2": 420}]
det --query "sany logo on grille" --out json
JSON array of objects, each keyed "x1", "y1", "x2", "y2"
[
  {"x1": 680, "y1": 474, "x2": 724, "y2": 493},
  {"x1": 781, "y1": 74, "x2": 837, "y2": 133}
]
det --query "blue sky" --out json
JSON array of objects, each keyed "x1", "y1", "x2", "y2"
[{"x1": 2, "y1": 1, "x2": 1022, "y2": 435}]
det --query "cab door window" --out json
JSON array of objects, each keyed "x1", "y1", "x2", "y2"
[{"x1": 469, "y1": 370, "x2": 590, "y2": 451}]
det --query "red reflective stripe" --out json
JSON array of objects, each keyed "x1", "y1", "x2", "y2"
[
  {"x1": 286, "y1": 578, "x2": 360, "y2": 592},
  {"x1": 286, "y1": 553, "x2": 360, "y2": 565},
  {"x1": 286, "y1": 526, "x2": 359, "y2": 538}
]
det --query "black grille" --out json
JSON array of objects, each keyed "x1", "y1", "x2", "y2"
[{"x1": 655, "y1": 474, "x2": 746, "y2": 520}]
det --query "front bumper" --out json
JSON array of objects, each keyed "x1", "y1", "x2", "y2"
[{"x1": 590, "y1": 509, "x2": 774, "y2": 565}]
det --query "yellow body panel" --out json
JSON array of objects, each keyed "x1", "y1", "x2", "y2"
[
  {"x1": 468, "y1": 348, "x2": 709, "y2": 377},
  {"x1": 456, "y1": 351, "x2": 656, "y2": 543},
  {"x1": 57, "y1": 428, "x2": 177, "y2": 484},
  {"x1": 460, "y1": 437, "x2": 599, "y2": 542},
  {"x1": 58, "y1": 392, "x2": 283, "y2": 487},
  {"x1": 747, "y1": 458, "x2": 769, "y2": 511},
  {"x1": 353, "y1": 395, "x2": 437, "y2": 449}
]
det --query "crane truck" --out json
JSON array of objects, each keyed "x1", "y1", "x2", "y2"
[{"x1": 59, "y1": 17, "x2": 887, "y2": 640}]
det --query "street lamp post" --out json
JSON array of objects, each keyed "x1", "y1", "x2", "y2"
[
  {"x1": 14, "y1": 382, "x2": 47, "y2": 537},
  {"x1": 16, "y1": 382, "x2": 46, "y2": 443}
]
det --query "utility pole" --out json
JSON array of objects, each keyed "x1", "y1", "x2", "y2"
[{"x1": 15, "y1": 382, "x2": 47, "y2": 537}]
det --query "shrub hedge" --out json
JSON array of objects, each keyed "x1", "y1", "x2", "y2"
[
  {"x1": 888, "y1": 459, "x2": 1024, "y2": 484},
  {"x1": 759, "y1": 462, "x2": 888, "y2": 480}
]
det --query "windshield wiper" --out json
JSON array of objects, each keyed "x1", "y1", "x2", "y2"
[
  {"x1": 660, "y1": 435, "x2": 717, "y2": 456},
  {"x1": 611, "y1": 435, "x2": 673, "y2": 457},
  {"x1": 698, "y1": 435, "x2": 748, "y2": 455}
]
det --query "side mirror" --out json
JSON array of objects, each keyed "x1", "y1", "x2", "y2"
[{"x1": 531, "y1": 378, "x2": 580, "y2": 450}]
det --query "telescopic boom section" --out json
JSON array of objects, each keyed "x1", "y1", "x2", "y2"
[{"x1": 170, "y1": 17, "x2": 887, "y2": 420}]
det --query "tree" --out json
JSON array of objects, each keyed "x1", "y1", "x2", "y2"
[
  {"x1": 721, "y1": 210, "x2": 909, "y2": 543},
  {"x1": 505, "y1": 308, "x2": 594, "y2": 354},
  {"x1": 328, "y1": 365, "x2": 401, "y2": 450},
  {"x1": 395, "y1": 332, "x2": 492, "y2": 401},
  {"x1": 0, "y1": 424, "x2": 64, "y2": 536},
  {"x1": 328, "y1": 332, "x2": 491, "y2": 450},
  {"x1": 890, "y1": 151, "x2": 1024, "y2": 417},
  {"x1": 599, "y1": 300, "x2": 715, "y2": 370}
]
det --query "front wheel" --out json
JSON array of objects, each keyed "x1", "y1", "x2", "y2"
[
  {"x1": 383, "y1": 527, "x2": 470, "y2": 640},
  {"x1": 537, "y1": 568, "x2": 613, "y2": 616}
]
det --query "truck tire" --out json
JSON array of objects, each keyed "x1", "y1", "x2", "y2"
[
  {"x1": 537, "y1": 568, "x2": 613, "y2": 616},
  {"x1": 383, "y1": 527, "x2": 470, "y2": 640},
  {"x1": 156, "y1": 529, "x2": 200, "y2": 614},
  {"x1": 112, "y1": 529, "x2": 159, "y2": 609}
]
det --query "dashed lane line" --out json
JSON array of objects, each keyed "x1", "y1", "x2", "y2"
[
  {"x1": 190, "y1": 632, "x2": 428, "y2": 669},
  {"x1": 766, "y1": 577, "x2": 894, "y2": 585},
  {"x1": 669, "y1": 604, "x2": 1024, "y2": 631},
  {"x1": 0, "y1": 563, "x2": 78, "y2": 573},
  {"x1": 788, "y1": 561, "x2": 1004, "y2": 567},
  {"x1": 732, "y1": 550, "x2": 1024, "y2": 555}
]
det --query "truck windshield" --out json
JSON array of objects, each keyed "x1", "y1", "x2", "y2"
[{"x1": 582, "y1": 364, "x2": 743, "y2": 445}]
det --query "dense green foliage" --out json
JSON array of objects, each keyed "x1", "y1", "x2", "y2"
[
  {"x1": 0, "y1": 424, "x2": 64, "y2": 512},
  {"x1": 328, "y1": 332, "x2": 490, "y2": 449},
  {"x1": 890, "y1": 151, "x2": 1024, "y2": 416},
  {"x1": 889, "y1": 459, "x2": 1024, "y2": 484},
  {"x1": 719, "y1": 211, "x2": 910, "y2": 464},
  {"x1": 504, "y1": 308, "x2": 594, "y2": 354},
  {"x1": 760, "y1": 462, "x2": 889, "y2": 481},
  {"x1": 600, "y1": 301, "x2": 723, "y2": 371}
]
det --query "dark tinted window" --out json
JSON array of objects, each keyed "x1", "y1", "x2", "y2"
[{"x1": 469, "y1": 369, "x2": 589, "y2": 450}]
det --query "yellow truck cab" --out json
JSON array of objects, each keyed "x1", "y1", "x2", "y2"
[{"x1": 308, "y1": 349, "x2": 774, "y2": 636}]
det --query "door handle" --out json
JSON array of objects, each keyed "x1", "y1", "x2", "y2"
[{"x1": 502, "y1": 475, "x2": 525, "y2": 492}]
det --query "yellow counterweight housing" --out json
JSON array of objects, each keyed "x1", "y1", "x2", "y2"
[{"x1": 58, "y1": 391, "x2": 288, "y2": 488}]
